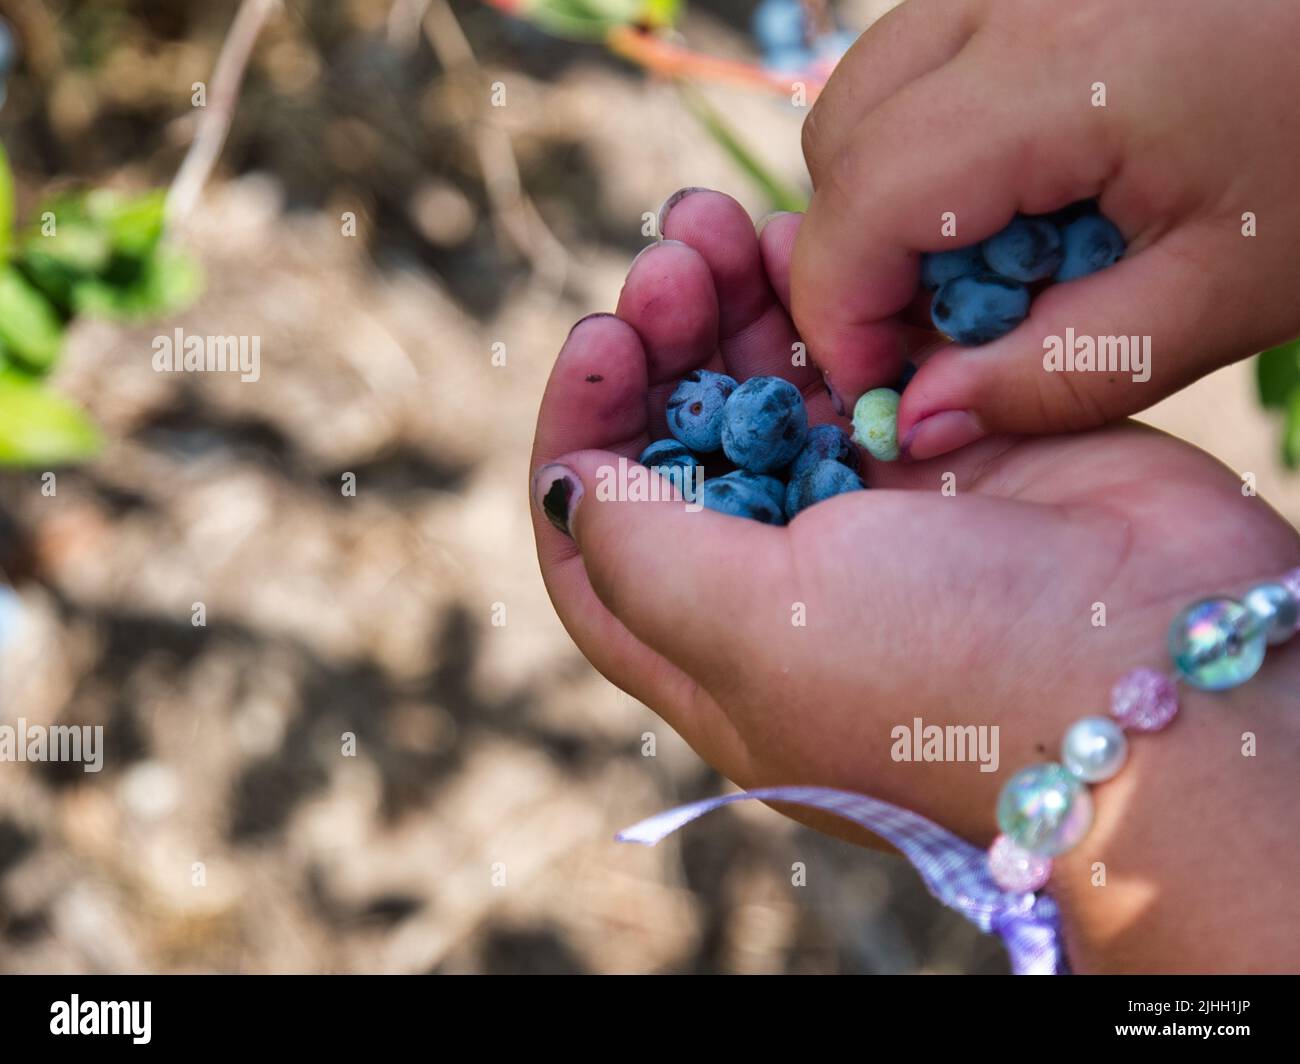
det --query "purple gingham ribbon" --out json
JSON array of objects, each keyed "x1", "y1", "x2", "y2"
[{"x1": 617, "y1": 785, "x2": 1067, "y2": 975}]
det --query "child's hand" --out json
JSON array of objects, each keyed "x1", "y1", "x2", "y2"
[
  {"x1": 530, "y1": 189, "x2": 1300, "y2": 971},
  {"x1": 793, "y1": 0, "x2": 1300, "y2": 460}
]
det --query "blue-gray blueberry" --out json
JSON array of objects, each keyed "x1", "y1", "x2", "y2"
[
  {"x1": 639, "y1": 438, "x2": 703, "y2": 501},
  {"x1": 666, "y1": 369, "x2": 737, "y2": 453},
  {"x1": 718, "y1": 470, "x2": 786, "y2": 512},
  {"x1": 785, "y1": 459, "x2": 865, "y2": 519},
  {"x1": 1055, "y1": 212, "x2": 1126, "y2": 282},
  {"x1": 919, "y1": 246, "x2": 985, "y2": 291},
  {"x1": 720, "y1": 375, "x2": 809, "y2": 474},
  {"x1": 790, "y1": 424, "x2": 858, "y2": 479},
  {"x1": 702, "y1": 476, "x2": 785, "y2": 525},
  {"x1": 931, "y1": 272, "x2": 1031, "y2": 345},
  {"x1": 981, "y1": 215, "x2": 1063, "y2": 282}
]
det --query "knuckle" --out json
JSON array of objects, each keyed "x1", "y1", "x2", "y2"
[{"x1": 800, "y1": 104, "x2": 829, "y2": 178}]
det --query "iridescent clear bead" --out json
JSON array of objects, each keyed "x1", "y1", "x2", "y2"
[
  {"x1": 1061, "y1": 715, "x2": 1128, "y2": 782},
  {"x1": 996, "y1": 763, "x2": 1094, "y2": 857},
  {"x1": 1168, "y1": 597, "x2": 1267, "y2": 691},
  {"x1": 1279, "y1": 569, "x2": 1300, "y2": 628},
  {"x1": 1242, "y1": 582, "x2": 1299, "y2": 646},
  {"x1": 987, "y1": 834, "x2": 1052, "y2": 893},
  {"x1": 1110, "y1": 668, "x2": 1178, "y2": 732}
]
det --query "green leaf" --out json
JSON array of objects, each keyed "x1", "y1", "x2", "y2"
[
  {"x1": 0, "y1": 371, "x2": 101, "y2": 466},
  {"x1": 90, "y1": 188, "x2": 167, "y2": 256},
  {"x1": 677, "y1": 84, "x2": 808, "y2": 215},
  {"x1": 28, "y1": 219, "x2": 114, "y2": 272},
  {"x1": 524, "y1": 0, "x2": 640, "y2": 38},
  {"x1": 1257, "y1": 340, "x2": 1300, "y2": 410},
  {"x1": 639, "y1": 0, "x2": 680, "y2": 28},
  {"x1": 0, "y1": 143, "x2": 13, "y2": 261},
  {"x1": 16, "y1": 248, "x2": 91, "y2": 315},
  {"x1": 0, "y1": 266, "x2": 65, "y2": 371},
  {"x1": 72, "y1": 244, "x2": 202, "y2": 321},
  {"x1": 1284, "y1": 388, "x2": 1300, "y2": 470}
]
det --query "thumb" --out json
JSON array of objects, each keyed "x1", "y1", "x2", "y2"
[
  {"x1": 897, "y1": 224, "x2": 1238, "y2": 460},
  {"x1": 531, "y1": 449, "x2": 794, "y2": 684}
]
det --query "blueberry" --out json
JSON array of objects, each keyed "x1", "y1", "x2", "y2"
[
  {"x1": 893, "y1": 361, "x2": 917, "y2": 393},
  {"x1": 666, "y1": 369, "x2": 737, "y2": 453},
  {"x1": 790, "y1": 424, "x2": 858, "y2": 479},
  {"x1": 752, "y1": 0, "x2": 805, "y2": 52},
  {"x1": 1054, "y1": 213, "x2": 1126, "y2": 282},
  {"x1": 639, "y1": 438, "x2": 703, "y2": 501},
  {"x1": 718, "y1": 470, "x2": 786, "y2": 512},
  {"x1": 981, "y1": 215, "x2": 1063, "y2": 283},
  {"x1": 931, "y1": 272, "x2": 1030, "y2": 345},
  {"x1": 851, "y1": 387, "x2": 901, "y2": 462},
  {"x1": 919, "y1": 246, "x2": 984, "y2": 291},
  {"x1": 721, "y1": 376, "x2": 809, "y2": 474},
  {"x1": 702, "y1": 477, "x2": 785, "y2": 525},
  {"x1": 785, "y1": 459, "x2": 865, "y2": 519}
]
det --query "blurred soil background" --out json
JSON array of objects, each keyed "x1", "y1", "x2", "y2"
[{"x1": 0, "y1": 0, "x2": 1294, "y2": 974}]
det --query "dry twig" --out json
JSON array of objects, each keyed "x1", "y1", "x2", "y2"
[
  {"x1": 165, "y1": 0, "x2": 282, "y2": 229},
  {"x1": 421, "y1": 0, "x2": 570, "y2": 294}
]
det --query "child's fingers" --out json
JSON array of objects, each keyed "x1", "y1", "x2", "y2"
[
  {"x1": 756, "y1": 210, "x2": 802, "y2": 310},
  {"x1": 895, "y1": 226, "x2": 1235, "y2": 458},
  {"x1": 761, "y1": 210, "x2": 942, "y2": 413},
  {"x1": 531, "y1": 313, "x2": 650, "y2": 479},
  {"x1": 792, "y1": 52, "x2": 1117, "y2": 414},
  {"x1": 615, "y1": 239, "x2": 723, "y2": 440},
  {"x1": 660, "y1": 188, "x2": 819, "y2": 387},
  {"x1": 802, "y1": 0, "x2": 980, "y2": 187}
]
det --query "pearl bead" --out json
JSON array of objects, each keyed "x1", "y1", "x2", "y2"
[
  {"x1": 996, "y1": 763, "x2": 1094, "y2": 857},
  {"x1": 1168, "y1": 597, "x2": 1267, "y2": 691},
  {"x1": 987, "y1": 834, "x2": 1052, "y2": 893},
  {"x1": 1061, "y1": 715, "x2": 1128, "y2": 783},
  {"x1": 1110, "y1": 668, "x2": 1178, "y2": 732},
  {"x1": 1242, "y1": 583, "x2": 1299, "y2": 646}
]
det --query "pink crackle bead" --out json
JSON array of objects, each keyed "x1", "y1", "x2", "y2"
[
  {"x1": 1280, "y1": 569, "x2": 1300, "y2": 632},
  {"x1": 1110, "y1": 667, "x2": 1179, "y2": 732},
  {"x1": 987, "y1": 834, "x2": 1052, "y2": 893}
]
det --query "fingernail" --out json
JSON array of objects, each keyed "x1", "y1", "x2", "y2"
[
  {"x1": 657, "y1": 187, "x2": 706, "y2": 237},
  {"x1": 629, "y1": 238, "x2": 687, "y2": 269},
  {"x1": 532, "y1": 463, "x2": 584, "y2": 538},
  {"x1": 567, "y1": 312, "x2": 618, "y2": 340},
  {"x1": 822, "y1": 372, "x2": 846, "y2": 417},
  {"x1": 758, "y1": 210, "x2": 793, "y2": 235},
  {"x1": 900, "y1": 410, "x2": 984, "y2": 462}
]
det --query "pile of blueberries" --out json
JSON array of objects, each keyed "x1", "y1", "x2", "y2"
[
  {"x1": 750, "y1": 0, "x2": 855, "y2": 74},
  {"x1": 923, "y1": 201, "x2": 1126, "y2": 344},
  {"x1": 636, "y1": 202, "x2": 1125, "y2": 524},
  {"x1": 640, "y1": 371, "x2": 888, "y2": 525}
]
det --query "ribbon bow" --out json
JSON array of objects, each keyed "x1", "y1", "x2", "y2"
[{"x1": 617, "y1": 785, "x2": 1067, "y2": 975}]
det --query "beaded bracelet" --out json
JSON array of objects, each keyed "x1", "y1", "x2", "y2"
[{"x1": 986, "y1": 567, "x2": 1300, "y2": 893}]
